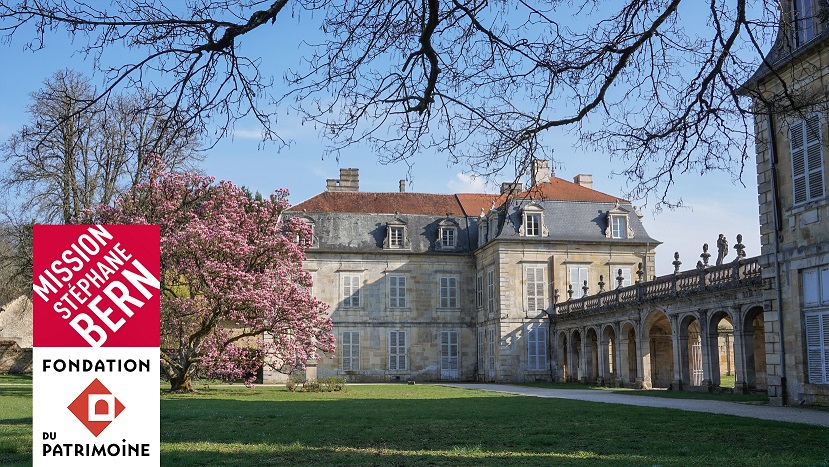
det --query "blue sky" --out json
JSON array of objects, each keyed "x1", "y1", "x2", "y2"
[{"x1": 0, "y1": 5, "x2": 764, "y2": 276}]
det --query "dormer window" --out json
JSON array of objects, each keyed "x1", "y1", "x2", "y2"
[
  {"x1": 606, "y1": 203, "x2": 634, "y2": 240},
  {"x1": 437, "y1": 217, "x2": 459, "y2": 250},
  {"x1": 519, "y1": 202, "x2": 547, "y2": 237},
  {"x1": 478, "y1": 210, "x2": 489, "y2": 247},
  {"x1": 441, "y1": 228, "x2": 455, "y2": 248},
  {"x1": 526, "y1": 213, "x2": 541, "y2": 236},
  {"x1": 611, "y1": 216, "x2": 626, "y2": 239},
  {"x1": 390, "y1": 227, "x2": 404, "y2": 246},
  {"x1": 792, "y1": 0, "x2": 817, "y2": 47},
  {"x1": 384, "y1": 218, "x2": 409, "y2": 249},
  {"x1": 303, "y1": 218, "x2": 317, "y2": 247}
]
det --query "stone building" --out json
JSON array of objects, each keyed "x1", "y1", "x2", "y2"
[
  {"x1": 738, "y1": 0, "x2": 829, "y2": 405},
  {"x1": 284, "y1": 162, "x2": 658, "y2": 382}
]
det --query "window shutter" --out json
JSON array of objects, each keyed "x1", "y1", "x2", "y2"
[
  {"x1": 822, "y1": 267, "x2": 829, "y2": 306},
  {"x1": 791, "y1": 119, "x2": 808, "y2": 204},
  {"x1": 389, "y1": 332, "x2": 398, "y2": 371},
  {"x1": 398, "y1": 331, "x2": 406, "y2": 370},
  {"x1": 824, "y1": 315, "x2": 829, "y2": 385},
  {"x1": 805, "y1": 114, "x2": 825, "y2": 201},
  {"x1": 806, "y1": 314, "x2": 826, "y2": 384},
  {"x1": 803, "y1": 269, "x2": 820, "y2": 307}
]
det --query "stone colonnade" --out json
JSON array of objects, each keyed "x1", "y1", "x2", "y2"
[{"x1": 553, "y1": 300, "x2": 767, "y2": 392}]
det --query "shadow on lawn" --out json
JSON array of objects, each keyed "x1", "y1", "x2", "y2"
[{"x1": 159, "y1": 395, "x2": 829, "y2": 467}]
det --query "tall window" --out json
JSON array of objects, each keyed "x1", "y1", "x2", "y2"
[
  {"x1": 440, "y1": 331, "x2": 459, "y2": 378},
  {"x1": 487, "y1": 269, "x2": 496, "y2": 314},
  {"x1": 488, "y1": 328, "x2": 496, "y2": 374},
  {"x1": 341, "y1": 331, "x2": 360, "y2": 371},
  {"x1": 388, "y1": 275, "x2": 407, "y2": 308},
  {"x1": 477, "y1": 329, "x2": 485, "y2": 376},
  {"x1": 793, "y1": 0, "x2": 816, "y2": 47},
  {"x1": 476, "y1": 273, "x2": 484, "y2": 309},
  {"x1": 342, "y1": 274, "x2": 361, "y2": 308},
  {"x1": 803, "y1": 265, "x2": 829, "y2": 384},
  {"x1": 569, "y1": 267, "x2": 589, "y2": 298},
  {"x1": 527, "y1": 325, "x2": 547, "y2": 371},
  {"x1": 790, "y1": 114, "x2": 825, "y2": 205},
  {"x1": 612, "y1": 216, "x2": 627, "y2": 239},
  {"x1": 526, "y1": 266, "x2": 545, "y2": 311},
  {"x1": 389, "y1": 330, "x2": 407, "y2": 371},
  {"x1": 440, "y1": 276, "x2": 458, "y2": 308}
]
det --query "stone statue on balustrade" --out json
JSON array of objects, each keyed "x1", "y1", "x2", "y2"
[{"x1": 716, "y1": 233, "x2": 728, "y2": 266}]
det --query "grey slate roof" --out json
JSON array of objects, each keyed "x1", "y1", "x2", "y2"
[
  {"x1": 304, "y1": 212, "x2": 476, "y2": 253},
  {"x1": 496, "y1": 200, "x2": 659, "y2": 244}
]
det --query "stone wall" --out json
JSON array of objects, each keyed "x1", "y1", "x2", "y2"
[
  {"x1": 0, "y1": 340, "x2": 31, "y2": 373},
  {"x1": 0, "y1": 296, "x2": 32, "y2": 374}
]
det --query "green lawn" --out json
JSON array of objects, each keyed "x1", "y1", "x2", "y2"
[
  {"x1": 3, "y1": 381, "x2": 829, "y2": 466},
  {"x1": 0, "y1": 375, "x2": 32, "y2": 466},
  {"x1": 522, "y1": 381, "x2": 769, "y2": 402}
]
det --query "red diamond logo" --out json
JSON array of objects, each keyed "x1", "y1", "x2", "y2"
[{"x1": 68, "y1": 378, "x2": 125, "y2": 437}]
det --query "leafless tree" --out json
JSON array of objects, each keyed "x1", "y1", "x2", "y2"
[
  {"x1": 0, "y1": 1, "x2": 811, "y2": 205},
  {"x1": 1, "y1": 69, "x2": 202, "y2": 223},
  {"x1": 0, "y1": 218, "x2": 32, "y2": 303}
]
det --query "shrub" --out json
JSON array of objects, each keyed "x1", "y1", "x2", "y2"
[
  {"x1": 322, "y1": 376, "x2": 347, "y2": 392},
  {"x1": 302, "y1": 381, "x2": 321, "y2": 392}
]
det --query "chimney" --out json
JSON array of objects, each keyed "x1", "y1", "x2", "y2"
[
  {"x1": 325, "y1": 168, "x2": 360, "y2": 192},
  {"x1": 573, "y1": 174, "x2": 593, "y2": 189},
  {"x1": 399, "y1": 180, "x2": 406, "y2": 193},
  {"x1": 531, "y1": 160, "x2": 550, "y2": 186},
  {"x1": 500, "y1": 182, "x2": 522, "y2": 195}
]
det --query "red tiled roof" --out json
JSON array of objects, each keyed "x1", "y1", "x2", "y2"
[
  {"x1": 290, "y1": 177, "x2": 625, "y2": 215},
  {"x1": 514, "y1": 177, "x2": 627, "y2": 203},
  {"x1": 455, "y1": 193, "x2": 502, "y2": 216},
  {"x1": 290, "y1": 191, "x2": 465, "y2": 216}
]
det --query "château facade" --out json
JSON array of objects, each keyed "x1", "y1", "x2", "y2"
[
  {"x1": 282, "y1": 162, "x2": 658, "y2": 383},
  {"x1": 739, "y1": 0, "x2": 829, "y2": 405}
]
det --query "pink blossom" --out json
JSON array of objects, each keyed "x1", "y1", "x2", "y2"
[{"x1": 91, "y1": 159, "x2": 334, "y2": 391}]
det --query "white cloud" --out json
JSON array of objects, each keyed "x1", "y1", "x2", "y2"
[
  {"x1": 447, "y1": 173, "x2": 490, "y2": 193},
  {"x1": 231, "y1": 127, "x2": 267, "y2": 140}
]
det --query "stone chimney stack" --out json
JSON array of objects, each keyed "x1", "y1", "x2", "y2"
[
  {"x1": 399, "y1": 180, "x2": 406, "y2": 193},
  {"x1": 531, "y1": 160, "x2": 551, "y2": 186},
  {"x1": 573, "y1": 174, "x2": 593, "y2": 189},
  {"x1": 500, "y1": 182, "x2": 523, "y2": 195},
  {"x1": 325, "y1": 168, "x2": 360, "y2": 192}
]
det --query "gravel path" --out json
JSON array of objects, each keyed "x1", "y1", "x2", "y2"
[{"x1": 441, "y1": 383, "x2": 829, "y2": 427}]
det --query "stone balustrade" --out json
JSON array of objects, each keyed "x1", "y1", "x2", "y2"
[{"x1": 554, "y1": 256, "x2": 762, "y2": 316}]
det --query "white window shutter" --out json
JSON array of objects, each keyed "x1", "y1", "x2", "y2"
[
  {"x1": 806, "y1": 314, "x2": 825, "y2": 384},
  {"x1": 823, "y1": 315, "x2": 829, "y2": 385},
  {"x1": 806, "y1": 114, "x2": 825, "y2": 200},
  {"x1": 791, "y1": 119, "x2": 808, "y2": 204}
]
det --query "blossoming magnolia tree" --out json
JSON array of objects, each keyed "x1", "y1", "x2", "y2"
[{"x1": 92, "y1": 165, "x2": 334, "y2": 392}]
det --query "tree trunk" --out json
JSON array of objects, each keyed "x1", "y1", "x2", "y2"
[{"x1": 168, "y1": 373, "x2": 194, "y2": 392}]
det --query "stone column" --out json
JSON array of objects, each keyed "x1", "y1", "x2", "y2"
[
  {"x1": 669, "y1": 314, "x2": 684, "y2": 391},
  {"x1": 731, "y1": 305, "x2": 748, "y2": 393},
  {"x1": 698, "y1": 309, "x2": 715, "y2": 390},
  {"x1": 636, "y1": 317, "x2": 648, "y2": 389},
  {"x1": 580, "y1": 327, "x2": 589, "y2": 383},
  {"x1": 596, "y1": 328, "x2": 606, "y2": 386},
  {"x1": 306, "y1": 359, "x2": 318, "y2": 383},
  {"x1": 613, "y1": 322, "x2": 623, "y2": 387}
]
